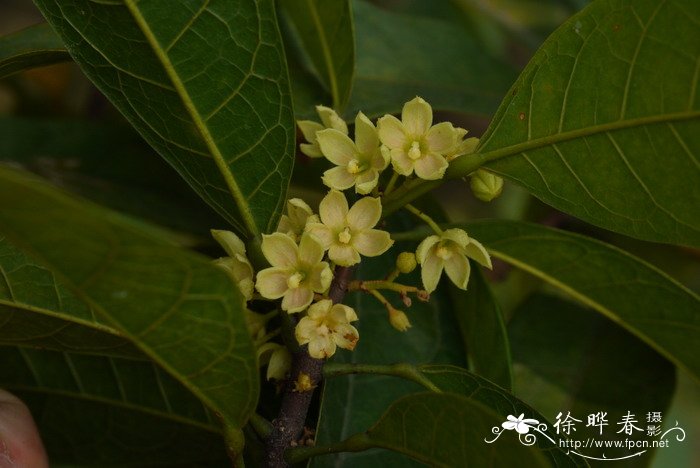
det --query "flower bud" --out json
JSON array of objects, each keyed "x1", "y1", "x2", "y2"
[
  {"x1": 470, "y1": 169, "x2": 504, "y2": 202},
  {"x1": 266, "y1": 347, "x2": 292, "y2": 381},
  {"x1": 389, "y1": 309, "x2": 412, "y2": 332},
  {"x1": 396, "y1": 252, "x2": 417, "y2": 274}
]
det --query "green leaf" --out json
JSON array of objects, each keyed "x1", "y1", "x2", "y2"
[
  {"x1": 461, "y1": 220, "x2": 700, "y2": 382},
  {"x1": 312, "y1": 221, "x2": 467, "y2": 467},
  {"x1": 0, "y1": 166, "x2": 258, "y2": 431},
  {"x1": 0, "y1": 347, "x2": 230, "y2": 466},
  {"x1": 322, "y1": 362, "x2": 585, "y2": 467},
  {"x1": 449, "y1": 265, "x2": 513, "y2": 390},
  {"x1": 357, "y1": 392, "x2": 551, "y2": 468},
  {"x1": 509, "y1": 294, "x2": 676, "y2": 466},
  {"x1": 0, "y1": 22, "x2": 70, "y2": 80},
  {"x1": 288, "y1": 0, "x2": 517, "y2": 120},
  {"x1": 470, "y1": 0, "x2": 700, "y2": 246},
  {"x1": 32, "y1": 0, "x2": 295, "y2": 238},
  {"x1": 278, "y1": 0, "x2": 354, "y2": 111}
]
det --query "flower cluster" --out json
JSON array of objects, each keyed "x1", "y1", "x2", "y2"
[{"x1": 212, "y1": 97, "x2": 501, "y2": 371}]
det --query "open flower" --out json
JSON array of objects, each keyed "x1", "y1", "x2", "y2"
[
  {"x1": 317, "y1": 112, "x2": 389, "y2": 194},
  {"x1": 306, "y1": 190, "x2": 393, "y2": 266},
  {"x1": 502, "y1": 414, "x2": 540, "y2": 435},
  {"x1": 295, "y1": 299, "x2": 359, "y2": 359},
  {"x1": 297, "y1": 105, "x2": 349, "y2": 158},
  {"x1": 416, "y1": 228, "x2": 492, "y2": 293},
  {"x1": 277, "y1": 198, "x2": 319, "y2": 241},
  {"x1": 377, "y1": 97, "x2": 456, "y2": 180},
  {"x1": 211, "y1": 230, "x2": 254, "y2": 301},
  {"x1": 255, "y1": 232, "x2": 333, "y2": 313}
]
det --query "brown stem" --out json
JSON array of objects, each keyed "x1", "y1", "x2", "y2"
[{"x1": 264, "y1": 266, "x2": 355, "y2": 467}]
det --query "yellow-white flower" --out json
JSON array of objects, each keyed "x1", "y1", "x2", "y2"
[
  {"x1": 277, "y1": 198, "x2": 319, "y2": 241},
  {"x1": 211, "y1": 230, "x2": 255, "y2": 301},
  {"x1": 377, "y1": 97, "x2": 456, "y2": 180},
  {"x1": 297, "y1": 105, "x2": 349, "y2": 158},
  {"x1": 306, "y1": 190, "x2": 394, "y2": 266},
  {"x1": 416, "y1": 228, "x2": 492, "y2": 293},
  {"x1": 255, "y1": 232, "x2": 333, "y2": 313},
  {"x1": 295, "y1": 299, "x2": 359, "y2": 359},
  {"x1": 317, "y1": 112, "x2": 389, "y2": 194}
]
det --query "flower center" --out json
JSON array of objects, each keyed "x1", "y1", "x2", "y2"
[
  {"x1": 347, "y1": 159, "x2": 366, "y2": 174},
  {"x1": 435, "y1": 245, "x2": 453, "y2": 260},
  {"x1": 287, "y1": 271, "x2": 305, "y2": 289},
  {"x1": 338, "y1": 227, "x2": 352, "y2": 244},
  {"x1": 408, "y1": 141, "x2": 422, "y2": 160}
]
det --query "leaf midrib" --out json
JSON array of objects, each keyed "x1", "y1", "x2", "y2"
[
  {"x1": 123, "y1": 0, "x2": 259, "y2": 237},
  {"x1": 304, "y1": 0, "x2": 340, "y2": 109}
]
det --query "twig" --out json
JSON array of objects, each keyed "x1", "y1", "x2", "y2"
[{"x1": 264, "y1": 266, "x2": 355, "y2": 467}]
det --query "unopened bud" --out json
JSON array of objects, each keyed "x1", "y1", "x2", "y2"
[
  {"x1": 389, "y1": 309, "x2": 412, "y2": 332},
  {"x1": 396, "y1": 252, "x2": 417, "y2": 274},
  {"x1": 470, "y1": 169, "x2": 503, "y2": 202},
  {"x1": 401, "y1": 292, "x2": 412, "y2": 308},
  {"x1": 293, "y1": 372, "x2": 316, "y2": 392},
  {"x1": 416, "y1": 290, "x2": 430, "y2": 302},
  {"x1": 266, "y1": 347, "x2": 292, "y2": 381}
]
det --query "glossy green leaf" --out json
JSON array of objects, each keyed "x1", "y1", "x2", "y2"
[
  {"x1": 289, "y1": 0, "x2": 517, "y2": 120},
  {"x1": 358, "y1": 392, "x2": 551, "y2": 468},
  {"x1": 279, "y1": 0, "x2": 354, "y2": 110},
  {"x1": 470, "y1": 0, "x2": 700, "y2": 246},
  {"x1": 0, "y1": 237, "x2": 142, "y2": 358},
  {"x1": 509, "y1": 294, "x2": 675, "y2": 466},
  {"x1": 461, "y1": 220, "x2": 700, "y2": 382},
  {"x1": 0, "y1": 166, "x2": 258, "y2": 432},
  {"x1": 0, "y1": 117, "x2": 225, "y2": 236},
  {"x1": 0, "y1": 22, "x2": 70, "y2": 80},
  {"x1": 32, "y1": 0, "x2": 295, "y2": 238},
  {"x1": 312, "y1": 222, "x2": 467, "y2": 467},
  {"x1": 449, "y1": 266, "x2": 513, "y2": 390},
  {"x1": 0, "y1": 347, "x2": 229, "y2": 465}
]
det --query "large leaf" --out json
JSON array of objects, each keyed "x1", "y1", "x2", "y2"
[
  {"x1": 344, "y1": 392, "x2": 551, "y2": 467},
  {"x1": 461, "y1": 220, "x2": 700, "y2": 382},
  {"x1": 0, "y1": 347, "x2": 230, "y2": 466},
  {"x1": 449, "y1": 266, "x2": 513, "y2": 390},
  {"x1": 0, "y1": 22, "x2": 69, "y2": 80},
  {"x1": 509, "y1": 294, "x2": 676, "y2": 466},
  {"x1": 472, "y1": 0, "x2": 700, "y2": 246},
  {"x1": 279, "y1": 0, "x2": 354, "y2": 111},
  {"x1": 0, "y1": 166, "x2": 258, "y2": 434},
  {"x1": 312, "y1": 220, "x2": 468, "y2": 467},
  {"x1": 0, "y1": 117, "x2": 225, "y2": 236},
  {"x1": 33, "y1": 0, "x2": 295, "y2": 237},
  {"x1": 288, "y1": 0, "x2": 517, "y2": 120}
]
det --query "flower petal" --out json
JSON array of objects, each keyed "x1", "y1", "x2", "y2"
[
  {"x1": 414, "y1": 152, "x2": 448, "y2": 180},
  {"x1": 309, "y1": 262, "x2": 333, "y2": 293},
  {"x1": 211, "y1": 229, "x2": 246, "y2": 258},
  {"x1": 261, "y1": 233, "x2": 298, "y2": 268},
  {"x1": 354, "y1": 169, "x2": 379, "y2": 195},
  {"x1": 347, "y1": 196, "x2": 382, "y2": 231},
  {"x1": 308, "y1": 299, "x2": 332, "y2": 320},
  {"x1": 353, "y1": 229, "x2": 393, "y2": 257},
  {"x1": 329, "y1": 244, "x2": 361, "y2": 266},
  {"x1": 298, "y1": 232, "x2": 325, "y2": 265},
  {"x1": 297, "y1": 120, "x2": 324, "y2": 144},
  {"x1": 317, "y1": 105, "x2": 348, "y2": 133},
  {"x1": 444, "y1": 253, "x2": 471, "y2": 290},
  {"x1": 322, "y1": 166, "x2": 356, "y2": 191},
  {"x1": 420, "y1": 252, "x2": 444, "y2": 293},
  {"x1": 425, "y1": 121, "x2": 457, "y2": 153},
  {"x1": 331, "y1": 303, "x2": 358, "y2": 323},
  {"x1": 390, "y1": 148, "x2": 415, "y2": 176},
  {"x1": 255, "y1": 267, "x2": 290, "y2": 299},
  {"x1": 416, "y1": 235, "x2": 440, "y2": 263},
  {"x1": 377, "y1": 114, "x2": 407, "y2": 149},
  {"x1": 502, "y1": 421, "x2": 518, "y2": 430},
  {"x1": 355, "y1": 112, "x2": 380, "y2": 155},
  {"x1": 333, "y1": 323, "x2": 359, "y2": 350},
  {"x1": 441, "y1": 228, "x2": 470, "y2": 249},
  {"x1": 319, "y1": 190, "x2": 349, "y2": 228},
  {"x1": 305, "y1": 223, "x2": 333, "y2": 250},
  {"x1": 317, "y1": 129, "x2": 356, "y2": 166},
  {"x1": 282, "y1": 287, "x2": 314, "y2": 313},
  {"x1": 295, "y1": 316, "x2": 317, "y2": 344},
  {"x1": 373, "y1": 146, "x2": 390, "y2": 170},
  {"x1": 464, "y1": 238, "x2": 492, "y2": 269},
  {"x1": 308, "y1": 335, "x2": 336, "y2": 359},
  {"x1": 300, "y1": 143, "x2": 323, "y2": 158},
  {"x1": 402, "y1": 97, "x2": 432, "y2": 136}
]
